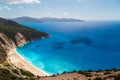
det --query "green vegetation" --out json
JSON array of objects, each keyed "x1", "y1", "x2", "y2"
[
  {"x1": 20, "y1": 69, "x2": 34, "y2": 78},
  {"x1": 0, "y1": 18, "x2": 49, "y2": 45},
  {"x1": 0, "y1": 45, "x2": 6, "y2": 63},
  {"x1": 104, "y1": 71, "x2": 111, "y2": 75},
  {"x1": 12, "y1": 69, "x2": 19, "y2": 75},
  {"x1": 0, "y1": 17, "x2": 49, "y2": 63},
  {"x1": 3, "y1": 61, "x2": 12, "y2": 67},
  {"x1": 114, "y1": 74, "x2": 120, "y2": 80},
  {"x1": 0, "y1": 67, "x2": 38, "y2": 80},
  {"x1": 47, "y1": 69, "x2": 120, "y2": 80},
  {"x1": 73, "y1": 78, "x2": 79, "y2": 80},
  {"x1": 93, "y1": 78, "x2": 102, "y2": 80},
  {"x1": 0, "y1": 17, "x2": 50, "y2": 80},
  {"x1": 0, "y1": 68, "x2": 22, "y2": 80}
]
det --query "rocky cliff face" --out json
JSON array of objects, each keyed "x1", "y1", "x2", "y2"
[
  {"x1": 15, "y1": 32, "x2": 27, "y2": 47},
  {"x1": 0, "y1": 32, "x2": 28, "y2": 51},
  {"x1": 0, "y1": 32, "x2": 29, "y2": 62},
  {"x1": 0, "y1": 17, "x2": 50, "y2": 63},
  {"x1": 0, "y1": 33, "x2": 15, "y2": 51}
]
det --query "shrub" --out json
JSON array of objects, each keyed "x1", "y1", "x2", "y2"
[
  {"x1": 104, "y1": 71, "x2": 111, "y2": 75},
  {"x1": 20, "y1": 69, "x2": 34, "y2": 77},
  {"x1": 114, "y1": 74, "x2": 120, "y2": 80},
  {"x1": 94, "y1": 77, "x2": 102, "y2": 80},
  {"x1": 85, "y1": 74, "x2": 92, "y2": 77},
  {"x1": 12, "y1": 69, "x2": 19, "y2": 75}
]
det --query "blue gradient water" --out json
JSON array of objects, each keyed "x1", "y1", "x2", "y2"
[{"x1": 17, "y1": 21, "x2": 120, "y2": 74}]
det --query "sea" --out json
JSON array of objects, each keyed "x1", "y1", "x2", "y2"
[{"x1": 16, "y1": 21, "x2": 120, "y2": 74}]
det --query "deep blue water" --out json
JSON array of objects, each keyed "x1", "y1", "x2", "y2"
[{"x1": 17, "y1": 21, "x2": 120, "y2": 74}]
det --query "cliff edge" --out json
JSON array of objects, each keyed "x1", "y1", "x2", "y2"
[
  {"x1": 0, "y1": 17, "x2": 49, "y2": 62},
  {"x1": 0, "y1": 17, "x2": 49, "y2": 80}
]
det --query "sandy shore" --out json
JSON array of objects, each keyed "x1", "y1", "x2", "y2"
[{"x1": 7, "y1": 49, "x2": 49, "y2": 76}]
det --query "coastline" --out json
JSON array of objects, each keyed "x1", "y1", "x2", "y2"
[{"x1": 7, "y1": 48, "x2": 49, "y2": 76}]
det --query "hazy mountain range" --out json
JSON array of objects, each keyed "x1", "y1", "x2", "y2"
[{"x1": 10, "y1": 17, "x2": 84, "y2": 23}]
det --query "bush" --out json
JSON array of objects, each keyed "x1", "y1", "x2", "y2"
[
  {"x1": 104, "y1": 71, "x2": 111, "y2": 75},
  {"x1": 94, "y1": 78, "x2": 102, "y2": 80},
  {"x1": 85, "y1": 74, "x2": 92, "y2": 77},
  {"x1": 114, "y1": 74, "x2": 120, "y2": 80},
  {"x1": 3, "y1": 61, "x2": 12, "y2": 67},
  {"x1": 20, "y1": 69, "x2": 34, "y2": 77},
  {"x1": 12, "y1": 69, "x2": 19, "y2": 75}
]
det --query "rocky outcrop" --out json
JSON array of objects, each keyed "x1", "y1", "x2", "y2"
[
  {"x1": 0, "y1": 32, "x2": 28, "y2": 52},
  {"x1": 0, "y1": 17, "x2": 50, "y2": 62},
  {"x1": 0, "y1": 17, "x2": 50, "y2": 78},
  {"x1": 0, "y1": 30, "x2": 50, "y2": 63},
  {"x1": 0, "y1": 33, "x2": 16, "y2": 52},
  {"x1": 15, "y1": 32, "x2": 27, "y2": 47},
  {"x1": 0, "y1": 32, "x2": 28, "y2": 62}
]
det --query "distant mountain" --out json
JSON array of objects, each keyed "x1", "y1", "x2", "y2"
[
  {"x1": 11, "y1": 17, "x2": 84, "y2": 23},
  {"x1": 39, "y1": 17, "x2": 84, "y2": 22},
  {"x1": 11, "y1": 17, "x2": 43, "y2": 23}
]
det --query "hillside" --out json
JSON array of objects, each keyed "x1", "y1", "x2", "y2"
[
  {"x1": 40, "y1": 69, "x2": 120, "y2": 80},
  {"x1": 0, "y1": 17, "x2": 49, "y2": 80},
  {"x1": 0, "y1": 17, "x2": 49, "y2": 61},
  {"x1": 0, "y1": 18, "x2": 49, "y2": 44}
]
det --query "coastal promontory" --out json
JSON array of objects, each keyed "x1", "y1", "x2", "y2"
[{"x1": 0, "y1": 17, "x2": 49, "y2": 79}]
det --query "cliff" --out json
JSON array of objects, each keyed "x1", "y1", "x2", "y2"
[
  {"x1": 0, "y1": 32, "x2": 26, "y2": 62},
  {"x1": 0, "y1": 17, "x2": 49, "y2": 63},
  {"x1": 0, "y1": 17, "x2": 50, "y2": 79}
]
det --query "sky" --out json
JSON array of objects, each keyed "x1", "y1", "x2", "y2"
[{"x1": 0, "y1": 0, "x2": 120, "y2": 20}]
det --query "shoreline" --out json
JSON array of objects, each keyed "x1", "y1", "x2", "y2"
[{"x1": 7, "y1": 48, "x2": 49, "y2": 76}]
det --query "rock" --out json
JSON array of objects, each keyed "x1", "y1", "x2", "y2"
[{"x1": 15, "y1": 32, "x2": 27, "y2": 47}]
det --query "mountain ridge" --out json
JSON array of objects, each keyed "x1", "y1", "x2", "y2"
[{"x1": 10, "y1": 17, "x2": 84, "y2": 23}]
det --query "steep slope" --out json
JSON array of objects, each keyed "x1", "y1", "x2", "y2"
[
  {"x1": 0, "y1": 17, "x2": 50, "y2": 79},
  {"x1": 0, "y1": 17, "x2": 49, "y2": 63}
]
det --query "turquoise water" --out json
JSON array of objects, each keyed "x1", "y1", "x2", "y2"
[{"x1": 17, "y1": 21, "x2": 120, "y2": 74}]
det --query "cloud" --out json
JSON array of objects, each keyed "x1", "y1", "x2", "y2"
[
  {"x1": 0, "y1": 5, "x2": 11, "y2": 10},
  {"x1": 0, "y1": 0, "x2": 41, "y2": 4}
]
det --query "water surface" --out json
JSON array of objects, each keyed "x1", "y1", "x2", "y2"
[{"x1": 17, "y1": 21, "x2": 120, "y2": 74}]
